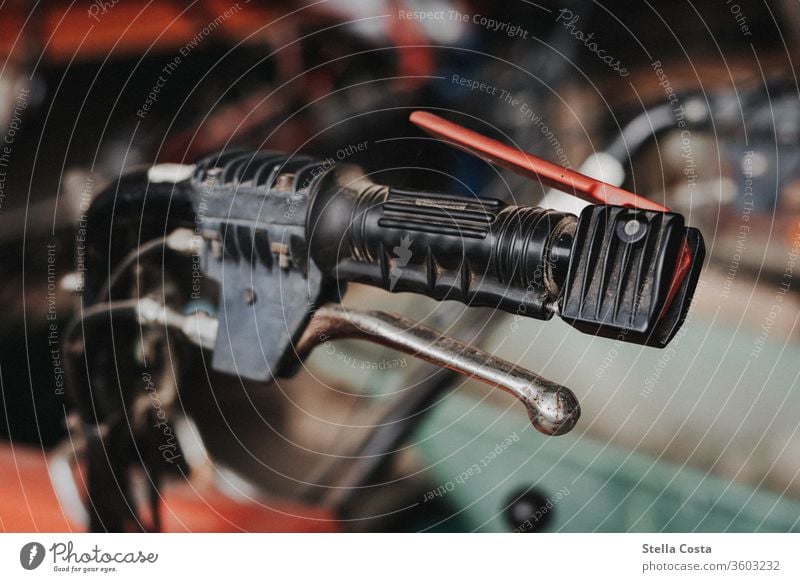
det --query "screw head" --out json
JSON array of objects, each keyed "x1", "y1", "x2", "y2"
[
  {"x1": 617, "y1": 214, "x2": 648, "y2": 243},
  {"x1": 624, "y1": 220, "x2": 641, "y2": 236}
]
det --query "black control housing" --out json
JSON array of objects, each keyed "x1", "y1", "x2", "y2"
[{"x1": 188, "y1": 151, "x2": 705, "y2": 381}]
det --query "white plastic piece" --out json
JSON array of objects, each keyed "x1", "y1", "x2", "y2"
[
  {"x1": 147, "y1": 163, "x2": 196, "y2": 184},
  {"x1": 166, "y1": 228, "x2": 203, "y2": 255}
]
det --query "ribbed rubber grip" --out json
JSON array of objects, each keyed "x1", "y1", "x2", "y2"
[{"x1": 307, "y1": 165, "x2": 577, "y2": 319}]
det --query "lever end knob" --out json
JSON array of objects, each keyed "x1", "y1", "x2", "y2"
[{"x1": 524, "y1": 382, "x2": 581, "y2": 436}]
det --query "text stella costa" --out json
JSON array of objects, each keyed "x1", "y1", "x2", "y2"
[{"x1": 642, "y1": 543, "x2": 712, "y2": 554}]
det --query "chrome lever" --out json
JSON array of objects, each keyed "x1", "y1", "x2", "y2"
[
  {"x1": 137, "y1": 299, "x2": 581, "y2": 435},
  {"x1": 296, "y1": 305, "x2": 581, "y2": 436}
]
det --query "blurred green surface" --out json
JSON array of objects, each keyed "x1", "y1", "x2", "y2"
[{"x1": 414, "y1": 393, "x2": 800, "y2": 532}]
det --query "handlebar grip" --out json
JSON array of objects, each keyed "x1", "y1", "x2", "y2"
[
  {"x1": 186, "y1": 150, "x2": 704, "y2": 369},
  {"x1": 307, "y1": 165, "x2": 577, "y2": 319}
]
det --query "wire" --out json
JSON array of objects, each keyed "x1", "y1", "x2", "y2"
[
  {"x1": 61, "y1": 298, "x2": 153, "y2": 533},
  {"x1": 63, "y1": 299, "x2": 141, "y2": 406},
  {"x1": 93, "y1": 236, "x2": 170, "y2": 304}
]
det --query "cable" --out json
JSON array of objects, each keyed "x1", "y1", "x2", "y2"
[
  {"x1": 63, "y1": 299, "x2": 142, "y2": 416},
  {"x1": 62, "y1": 298, "x2": 156, "y2": 533},
  {"x1": 93, "y1": 236, "x2": 170, "y2": 304}
]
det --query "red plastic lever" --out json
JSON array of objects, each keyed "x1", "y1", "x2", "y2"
[
  {"x1": 408, "y1": 110, "x2": 691, "y2": 320},
  {"x1": 409, "y1": 111, "x2": 669, "y2": 211}
]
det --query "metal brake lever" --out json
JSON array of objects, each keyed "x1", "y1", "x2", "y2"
[
  {"x1": 296, "y1": 305, "x2": 581, "y2": 436},
  {"x1": 136, "y1": 299, "x2": 580, "y2": 436}
]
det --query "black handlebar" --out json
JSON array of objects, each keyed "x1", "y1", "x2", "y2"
[{"x1": 186, "y1": 151, "x2": 704, "y2": 381}]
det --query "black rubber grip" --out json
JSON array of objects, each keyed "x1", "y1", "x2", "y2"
[{"x1": 307, "y1": 165, "x2": 577, "y2": 319}]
